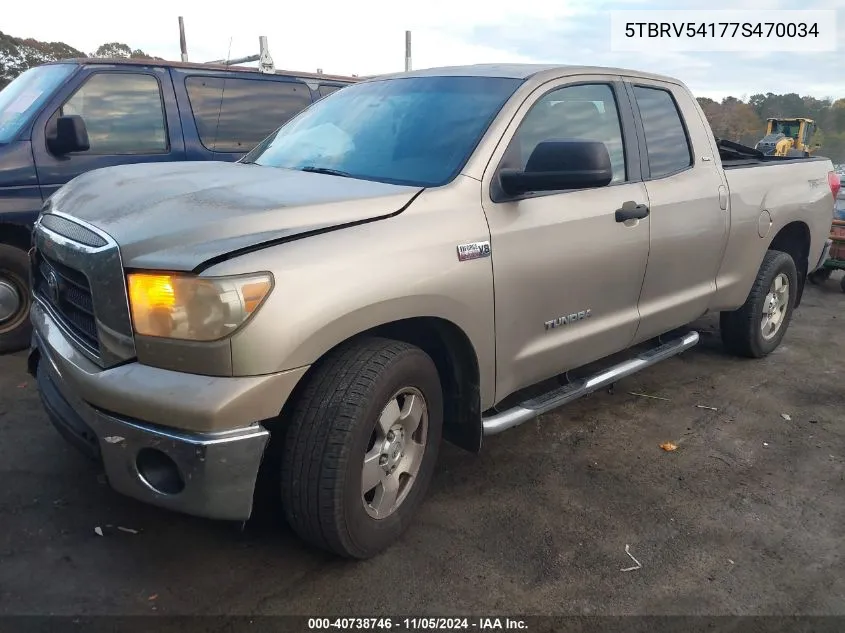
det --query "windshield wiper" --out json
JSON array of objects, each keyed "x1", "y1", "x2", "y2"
[{"x1": 299, "y1": 166, "x2": 353, "y2": 178}]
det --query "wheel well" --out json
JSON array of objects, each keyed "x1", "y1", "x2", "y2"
[
  {"x1": 367, "y1": 317, "x2": 482, "y2": 453},
  {"x1": 0, "y1": 223, "x2": 34, "y2": 253},
  {"x1": 272, "y1": 317, "x2": 483, "y2": 454},
  {"x1": 769, "y1": 221, "x2": 810, "y2": 307}
]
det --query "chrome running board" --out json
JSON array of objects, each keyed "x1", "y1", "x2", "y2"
[{"x1": 482, "y1": 331, "x2": 700, "y2": 436}]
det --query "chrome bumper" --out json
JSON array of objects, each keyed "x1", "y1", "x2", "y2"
[{"x1": 30, "y1": 330, "x2": 271, "y2": 522}]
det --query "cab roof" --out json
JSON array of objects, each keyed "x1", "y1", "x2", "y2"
[
  {"x1": 46, "y1": 58, "x2": 359, "y2": 84},
  {"x1": 369, "y1": 63, "x2": 682, "y2": 85}
]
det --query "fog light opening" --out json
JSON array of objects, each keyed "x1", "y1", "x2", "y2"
[{"x1": 136, "y1": 448, "x2": 185, "y2": 495}]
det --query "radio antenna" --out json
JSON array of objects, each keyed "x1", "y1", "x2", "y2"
[
  {"x1": 178, "y1": 16, "x2": 188, "y2": 62},
  {"x1": 211, "y1": 37, "x2": 234, "y2": 156}
]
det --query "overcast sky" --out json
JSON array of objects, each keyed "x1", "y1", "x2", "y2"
[{"x1": 4, "y1": 0, "x2": 843, "y2": 101}]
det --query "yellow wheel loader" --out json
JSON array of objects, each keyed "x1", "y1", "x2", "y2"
[{"x1": 755, "y1": 118, "x2": 820, "y2": 157}]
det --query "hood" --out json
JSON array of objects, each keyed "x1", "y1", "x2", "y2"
[{"x1": 46, "y1": 161, "x2": 423, "y2": 271}]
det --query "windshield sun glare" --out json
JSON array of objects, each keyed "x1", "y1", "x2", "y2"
[{"x1": 243, "y1": 75, "x2": 523, "y2": 188}]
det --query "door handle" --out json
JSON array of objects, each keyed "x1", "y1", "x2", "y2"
[{"x1": 615, "y1": 203, "x2": 650, "y2": 223}]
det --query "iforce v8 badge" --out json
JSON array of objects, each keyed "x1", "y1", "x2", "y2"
[{"x1": 456, "y1": 241, "x2": 491, "y2": 262}]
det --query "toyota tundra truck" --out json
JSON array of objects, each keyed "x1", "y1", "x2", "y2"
[{"x1": 27, "y1": 64, "x2": 838, "y2": 559}]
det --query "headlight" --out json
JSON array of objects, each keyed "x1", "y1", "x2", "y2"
[{"x1": 127, "y1": 272, "x2": 273, "y2": 341}]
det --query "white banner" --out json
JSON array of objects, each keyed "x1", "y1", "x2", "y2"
[{"x1": 610, "y1": 10, "x2": 838, "y2": 53}]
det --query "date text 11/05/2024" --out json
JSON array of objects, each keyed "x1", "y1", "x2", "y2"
[
  {"x1": 307, "y1": 618, "x2": 529, "y2": 630},
  {"x1": 623, "y1": 22, "x2": 820, "y2": 38}
]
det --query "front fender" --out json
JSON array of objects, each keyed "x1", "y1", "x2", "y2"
[{"x1": 211, "y1": 182, "x2": 497, "y2": 408}]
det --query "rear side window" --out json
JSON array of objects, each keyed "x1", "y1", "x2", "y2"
[
  {"x1": 185, "y1": 76, "x2": 312, "y2": 153},
  {"x1": 59, "y1": 72, "x2": 167, "y2": 154},
  {"x1": 633, "y1": 86, "x2": 693, "y2": 178}
]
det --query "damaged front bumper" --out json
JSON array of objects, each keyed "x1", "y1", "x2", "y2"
[{"x1": 29, "y1": 308, "x2": 272, "y2": 522}]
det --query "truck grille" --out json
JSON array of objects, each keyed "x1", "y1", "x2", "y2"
[
  {"x1": 33, "y1": 251, "x2": 100, "y2": 353},
  {"x1": 33, "y1": 212, "x2": 137, "y2": 368}
]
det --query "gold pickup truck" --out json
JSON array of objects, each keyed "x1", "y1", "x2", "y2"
[{"x1": 27, "y1": 63, "x2": 838, "y2": 559}]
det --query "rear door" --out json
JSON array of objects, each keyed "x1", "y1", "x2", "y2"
[
  {"x1": 171, "y1": 70, "x2": 314, "y2": 161},
  {"x1": 32, "y1": 65, "x2": 186, "y2": 199},
  {"x1": 625, "y1": 79, "x2": 729, "y2": 343}
]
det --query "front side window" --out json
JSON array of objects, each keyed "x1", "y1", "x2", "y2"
[
  {"x1": 242, "y1": 75, "x2": 523, "y2": 187},
  {"x1": 185, "y1": 77, "x2": 313, "y2": 153},
  {"x1": 506, "y1": 83, "x2": 627, "y2": 184},
  {"x1": 633, "y1": 85, "x2": 693, "y2": 178},
  {"x1": 58, "y1": 72, "x2": 167, "y2": 154}
]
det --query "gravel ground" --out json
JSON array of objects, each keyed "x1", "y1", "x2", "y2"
[{"x1": 0, "y1": 275, "x2": 843, "y2": 618}]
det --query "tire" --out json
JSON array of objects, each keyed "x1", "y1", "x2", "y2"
[
  {"x1": 0, "y1": 244, "x2": 33, "y2": 354},
  {"x1": 808, "y1": 268, "x2": 832, "y2": 285},
  {"x1": 840, "y1": 274, "x2": 845, "y2": 293},
  {"x1": 280, "y1": 337, "x2": 443, "y2": 559},
  {"x1": 720, "y1": 249, "x2": 798, "y2": 358}
]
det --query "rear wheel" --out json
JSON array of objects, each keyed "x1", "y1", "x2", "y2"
[
  {"x1": 0, "y1": 244, "x2": 32, "y2": 354},
  {"x1": 720, "y1": 249, "x2": 797, "y2": 358},
  {"x1": 280, "y1": 337, "x2": 443, "y2": 559}
]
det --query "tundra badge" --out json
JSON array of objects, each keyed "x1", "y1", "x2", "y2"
[
  {"x1": 457, "y1": 241, "x2": 491, "y2": 262},
  {"x1": 545, "y1": 310, "x2": 592, "y2": 330}
]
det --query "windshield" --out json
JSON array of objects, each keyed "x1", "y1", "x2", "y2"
[
  {"x1": 242, "y1": 75, "x2": 523, "y2": 187},
  {"x1": 771, "y1": 120, "x2": 800, "y2": 139},
  {"x1": 0, "y1": 64, "x2": 76, "y2": 144}
]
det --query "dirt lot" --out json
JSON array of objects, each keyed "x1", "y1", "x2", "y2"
[{"x1": 1, "y1": 277, "x2": 844, "y2": 617}]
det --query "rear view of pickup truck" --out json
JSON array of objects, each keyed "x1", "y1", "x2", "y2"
[{"x1": 27, "y1": 63, "x2": 838, "y2": 559}]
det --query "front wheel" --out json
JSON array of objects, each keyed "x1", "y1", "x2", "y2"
[
  {"x1": 720, "y1": 249, "x2": 798, "y2": 358},
  {"x1": 280, "y1": 337, "x2": 443, "y2": 559},
  {"x1": 0, "y1": 244, "x2": 33, "y2": 354}
]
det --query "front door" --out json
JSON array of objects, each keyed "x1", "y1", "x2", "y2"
[
  {"x1": 481, "y1": 77, "x2": 651, "y2": 401},
  {"x1": 32, "y1": 67, "x2": 186, "y2": 200}
]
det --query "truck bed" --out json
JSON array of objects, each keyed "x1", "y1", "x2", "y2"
[{"x1": 717, "y1": 138, "x2": 831, "y2": 170}]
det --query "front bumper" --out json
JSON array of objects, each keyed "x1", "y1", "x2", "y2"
[{"x1": 29, "y1": 304, "x2": 307, "y2": 522}]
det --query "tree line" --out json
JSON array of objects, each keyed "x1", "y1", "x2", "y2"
[
  {"x1": 696, "y1": 93, "x2": 844, "y2": 163},
  {"x1": 1, "y1": 30, "x2": 844, "y2": 162},
  {"x1": 0, "y1": 30, "x2": 158, "y2": 89}
]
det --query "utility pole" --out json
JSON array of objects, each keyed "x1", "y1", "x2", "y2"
[
  {"x1": 178, "y1": 16, "x2": 189, "y2": 62},
  {"x1": 405, "y1": 30, "x2": 412, "y2": 72}
]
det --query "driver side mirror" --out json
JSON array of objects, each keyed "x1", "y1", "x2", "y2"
[
  {"x1": 47, "y1": 115, "x2": 90, "y2": 155},
  {"x1": 498, "y1": 139, "x2": 613, "y2": 198}
]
